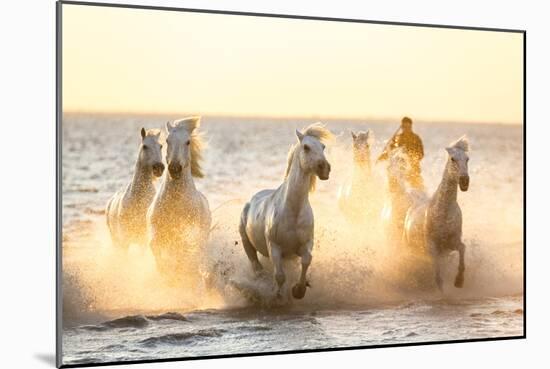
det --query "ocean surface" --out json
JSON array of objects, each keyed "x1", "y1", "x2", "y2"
[{"x1": 61, "y1": 114, "x2": 524, "y2": 366}]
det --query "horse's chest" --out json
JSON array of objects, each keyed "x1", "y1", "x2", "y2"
[
  {"x1": 151, "y1": 197, "x2": 203, "y2": 228},
  {"x1": 269, "y1": 210, "x2": 312, "y2": 249},
  {"x1": 427, "y1": 208, "x2": 462, "y2": 246},
  {"x1": 121, "y1": 193, "x2": 153, "y2": 225}
]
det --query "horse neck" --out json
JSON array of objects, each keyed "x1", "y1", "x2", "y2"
[
  {"x1": 433, "y1": 161, "x2": 458, "y2": 210},
  {"x1": 283, "y1": 154, "x2": 312, "y2": 214},
  {"x1": 352, "y1": 154, "x2": 371, "y2": 183},
  {"x1": 160, "y1": 167, "x2": 197, "y2": 200},
  {"x1": 128, "y1": 158, "x2": 154, "y2": 196}
]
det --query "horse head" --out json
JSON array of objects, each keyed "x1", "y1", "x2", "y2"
[
  {"x1": 165, "y1": 117, "x2": 204, "y2": 180},
  {"x1": 351, "y1": 129, "x2": 374, "y2": 164},
  {"x1": 294, "y1": 123, "x2": 333, "y2": 181},
  {"x1": 140, "y1": 127, "x2": 164, "y2": 177},
  {"x1": 445, "y1": 136, "x2": 470, "y2": 191}
]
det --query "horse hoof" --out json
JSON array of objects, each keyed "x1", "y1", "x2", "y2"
[
  {"x1": 292, "y1": 284, "x2": 307, "y2": 299},
  {"x1": 454, "y1": 275, "x2": 464, "y2": 288}
]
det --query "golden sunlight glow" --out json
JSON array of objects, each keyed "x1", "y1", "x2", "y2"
[{"x1": 62, "y1": 4, "x2": 523, "y2": 124}]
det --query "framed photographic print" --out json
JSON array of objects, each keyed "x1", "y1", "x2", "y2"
[{"x1": 56, "y1": 1, "x2": 525, "y2": 367}]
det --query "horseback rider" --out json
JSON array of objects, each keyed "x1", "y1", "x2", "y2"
[{"x1": 377, "y1": 116, "x2": 425, "y2": 189}]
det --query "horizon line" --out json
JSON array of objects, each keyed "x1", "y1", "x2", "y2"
[{"x1": 62, "y1": 110, "x2": 523, "y2": 126}]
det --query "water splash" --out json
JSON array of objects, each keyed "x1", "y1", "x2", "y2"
[{"x1": 62, "y1": 116, "x2": 523, "y2": 323}]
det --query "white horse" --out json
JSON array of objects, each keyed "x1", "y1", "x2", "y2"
[
  {"x1": 239, "y1": 123, "x2": 333, "y2": 299},
  {"x1": 106, "y1": 128, "x2": 164, "y2": 249},
  {"x1": 338, "y1": 130, "x2": 381, "y2": 223},
  {"x1": 381, "y1": 149, "x2": 421, "y2": 244},
  {"x1": 404, "y1": 136, "x2": 470, "y2": 290},
  {"x1": 147, "y1": 117, "x2": 211, "y2": 279}
]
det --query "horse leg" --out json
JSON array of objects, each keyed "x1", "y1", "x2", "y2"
[
  {"x1": 111, "y1": 230, "x2": 128, "y2": 251},
  {"x1": 454, "y1": 241, "x2": 465, "y2": 288},
  {"x1": 149, "y1": 233, "x2": 163, "y2": 271},
  {"x1": 292, "y1": 241, "x2": 313, "y2": 299},
  {"x1": 428, "y1": 240, "x2": 444, "y2": 292},
  {"x1": 435, "y1": 257, "x2": 445, "y2": 292},
  {"x1": 106, "y1": 213, "x2": 121, "y2": 249},
  {"x1": 269, "y1": 244, "x2": 285, "y2": 295}
]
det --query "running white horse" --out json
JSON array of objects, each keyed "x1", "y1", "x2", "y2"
[
  {"x1": 338, "y1": 130, "x2": 382, "y2": 223},
  {"x1": 381, "y1": 149, "x2": 422, "y2": 244},
  {"x1": 147, "y1": 117, "x2": 211, "y2": 279},
  {"x1": 106, "y1": 128, "x2": 164, "y2": 249},
  {"x1": 239, "y1": 123, "x2": 333, "y2": 299},
  {"x1": 404, "y1": 136, "x2": 470, "y2": 290}
]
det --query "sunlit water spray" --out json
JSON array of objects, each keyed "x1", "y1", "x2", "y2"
[{"x1": 63, "y1": 117, "x2": 523, "y2": 319}]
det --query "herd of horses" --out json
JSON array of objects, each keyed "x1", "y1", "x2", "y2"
[{"x1": 105, "y1": 117, "x2": 470, "y2": 300}]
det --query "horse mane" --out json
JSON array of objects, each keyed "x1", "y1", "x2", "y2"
[
  {"x1": 285, "y1": 123, "x2": 333, "y2": 192},
  {"x1": 302, "y1": 122, "x2": 334, "y2": 143},
  {"x1": 145, "y1": 128, "x2": 161, "y2": 137},
  {"x1": 449, "y1": 135, "x2": 470, "y2": 152},
  {"x1": 171, "y1": 116, "x2": 205, "y2": 178}
]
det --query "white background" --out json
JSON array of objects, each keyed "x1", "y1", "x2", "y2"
[{"x1": 0, "y1": 0, "x2": 546, "y2": 367}]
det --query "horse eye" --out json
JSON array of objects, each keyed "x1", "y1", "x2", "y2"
[
  {"x1": 186, "y1": 140, "x2": 191, "y2": 146},
  {"x1": 303, "y1": 144, "x2": 310, "y2": 152},
  {"x1": 159, "y1": 144, "x2": 163, "y2": 149},
  {"x1": 142, "y1": 145, "x2": 148, "y2": 150},
  {"x1": 451, "y1": 157, "x2": 456, "y2": 162},
  {"x1": 321, "y1": 144, "x2": 326, "y2": 150}
]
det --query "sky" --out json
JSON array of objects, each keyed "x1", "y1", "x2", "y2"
[{"x1": 62, "y1": 4, "x2": 524, "y2": 124}]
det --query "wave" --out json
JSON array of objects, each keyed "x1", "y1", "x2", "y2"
[
  {"x1": 146, "y1": 312, "x2": 189, "y2": 322},
  {"x1": 79, "y1": 312, "x2": 190, "y2": 331},
  {"x1": 139, "y1": 329, "x2": 225, "y2": 347},
  {"x1": 79, "y1": 315, "x2": 149, "y2": 332},
  {"x1": 235, "y1": 325, "x2": 273, "y2": 332}
]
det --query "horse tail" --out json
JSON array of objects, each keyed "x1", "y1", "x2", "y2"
[
  {"x1": 105, "y1": 194, "x2": 115, "y2": 234},
  {"x1": 239, "y1": 202, "x2": 257, "y2": 252},
  {"x1": 239, "y1": 202, "x2": 250, "y2": 239},
  {"x1": 239, "y1": 201, "x2": 263, "y2": 268}
]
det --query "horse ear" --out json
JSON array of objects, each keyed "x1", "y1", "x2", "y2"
[
  {"x1": 141, "y1": 127, "x2": 146, "y2": 139},
  {"x1": 445, "y1": 147, "x2": 453, "y2": 155},
  {"x1": 165, "y1": 121, "x2": 173, "y2": 133},
  {"x1": 351, "y1": 131, "x2": 357, "y2": 140},
  {"x1": 295, "y1": 129, "x2": 304, "y2": 142}
]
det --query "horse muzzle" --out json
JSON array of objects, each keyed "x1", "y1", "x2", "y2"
[
  {"x1": 459, "y1": 175, "x2": 469, "y2": 191},
  {"x1": 168, "y1": 162, "x2": 182, "y2": 179},
  {"x1": 152, "y1": 163, "x2": 165, "y2": 177},
  {"x1": 317, "y1": 162, "x2": 331, "y2": 181}
]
